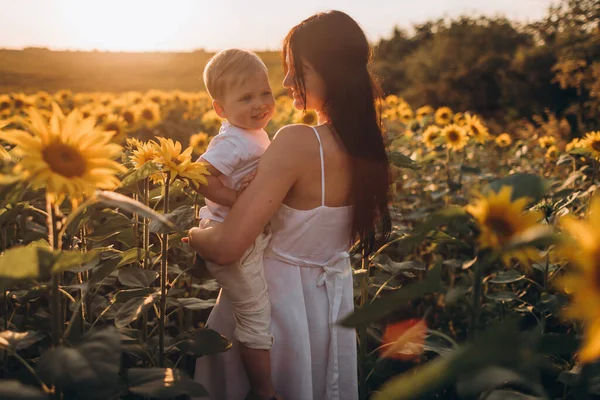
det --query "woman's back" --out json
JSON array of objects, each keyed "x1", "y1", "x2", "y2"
[{"x1": 268, "y1": 124, "x2": 354, "y2": 261}]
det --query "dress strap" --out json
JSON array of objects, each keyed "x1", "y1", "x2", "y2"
[{"x1": 311, "y1": 126, "x2": 325, "y2": 207}]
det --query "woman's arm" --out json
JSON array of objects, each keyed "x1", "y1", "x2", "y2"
[
  {"x1": 188, "y1": 126, "x2": 312, "y2": 264},
  {"x1": 194, "y1": 160, "x2": 239, "y2": 207}
]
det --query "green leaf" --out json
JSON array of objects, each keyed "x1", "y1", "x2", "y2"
[
  {"x1": 35, "y1": 327, "x2": 121, "y2": 399},
  {"x1": 116, "y1": 247, "x2": 148, "y2": 268},
  {"x1": 481, "y1": 390, "x2": 547, "y2": 400},
  {"x1": 485, "y1": 292, "x2": 518, "y2": 302},
  {"x1": 127, "y1": 368, "x2": 209, "y2": 398},
  {"x1": 175, "y1": 328, "x2": 232, "y2": 356},
  {"x1": 456, "y1": 366, "x2": 545, "y2": 398},
  {"x1": 177, "y1": 298, "x2": 216, "y2": 311},
  {"x1": 489, "y1": 270, "x2": 525, "y2": 284},
  {"x1": 88, "y1": 257, "x2": 121, "y2": 286},
  {"x1": 95, "y1": 191, "x2": 182, "y2": 234},
  {"x1": 149, "y1": 205, "x2": 196, "y2": 234},
  {"x1": 0, "y1": 330, "x2": 45, "y2": 351},
  {"x1": 113, "y1": 288, "x2": 156, "y2": 303},
  {"x1": 118, "y1": 266, "x2": 158, "y2": 288},
  {"x1": 0, "y1": 245, "x2": 41, "y2": 280},
  {"x1": 503, "y1": 226, "x2": 559, "y2": 252},
  {"x1": 413, "y1": 207, "x2": 469, "y2": 235},
  {"x1": 0, "y1": 380, "x2": 48, "y2": 399},
  {"x1": 340, "y1": 260, "x2": 443, "y2": 327},
  {"x1": 52, "y1": 249, "x2": 102, "y2": 274},
  {"x1": 389, "y1": 152, "x2": 420, "y2": 170},
  {"x1": 122, "y1": 162, "x2": 160, "y2": 188},
  {"x1": 488, "y1": 173, "x2": 548, "y2": 204},
  {"x1": 115, "y1": 293, "x2": 159, "y2": 328}
]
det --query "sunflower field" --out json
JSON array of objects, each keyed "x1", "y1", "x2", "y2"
[{"x1": 0, "y1": 77, "x2": 600, "y2": 400}]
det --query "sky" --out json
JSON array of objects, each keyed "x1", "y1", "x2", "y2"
[{"x1": 0, "y1": 0, "x2": 555, "y2": 52}]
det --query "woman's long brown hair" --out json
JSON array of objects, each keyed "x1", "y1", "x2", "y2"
[{"x1": 283, "y1": 10, "x2": 391, "y2": 255}]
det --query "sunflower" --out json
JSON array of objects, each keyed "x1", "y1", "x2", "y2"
[
  {"x1": 398, "y1": 105, "x2": 414, "y2": 125},
  {"x1": 11, "y1": 94, "x2": 30, "y2": 111},
  {"x1": 189, "y1": 132, "x2": 210, "y2": 155},
  {"x1": 125, "y1": 137, "x2": 144, "y2": 151},
  {"x1": 301, "y1": 110, "x2": 318, "y2": 125},
  {"x1": 465, "y1": 114, "x2": 489, "y2": 143},
  {"x1": 130, "y1": 140, "x2": 160, "y2": 169},
  {"x1": 34, "y1": 91, "x2": 52, "y2": 109},
  {"x1": 0, "y1": 96, "x2": 12, "y2": 118},
  {"x1": 583, "y1": 131, "x2": 600, "y2": 157},
  {"x1": 153, "y1": 137, "x2": 209, "y2": 187},
  {"x1": 416, "y1": 105, "x2": 434, "y2": 121},
  {"x1": 120, "y1": 107, "x2": 139, "y2": 126},
  {"x1": 201, "y1": 109, "x2": 223, "y2": 134},
  {"x1": 0, "y1": 103, "x2": 126, "y2": 204},
  {"x1": 54, "y1": 90, "x2": 72, "y2": 104},
  {"x1": 545, "y1": 145, "x2": 559, "y2": 160},
  {"x1": 453, "y1": 112, "x2": 467, "y2": 126},
  {"x1": 442, "y1": 124, "x2": 468, "y2": 151},
  {"x1": 566, "y1": 138, "x2": 583, "y2": 152},
  {"x1": 434, "y1": 107, "x2": 453, "y2": 126},
  {"x1": 495, "y1": 133, "x2": 512, "y2": 148},
  {"x1": 423, "y1": 125, "x2": 442, "y2": 149},
  {"x1": 137, "y1": 102, "x2": 161, "y2": 127},
  {"x1": 557, "y1": 195, "x2": 600, "y2": 363},
  {"x1": 538, "y1": 135, "x2": 556, "y2": 149},
  {"x1": 385, "y1": 94, "x2": 401, "y2": 107},
  {"x1": 465, "y1": 186, "x2": 542, "y2": 267},
  {"x1": 101, "y1": 114, "x2": 128, "y2": 144}
]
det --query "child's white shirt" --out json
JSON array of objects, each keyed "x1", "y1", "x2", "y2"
[{"x1": 198, "y1": 120, "x2": 270, "y2": 223}]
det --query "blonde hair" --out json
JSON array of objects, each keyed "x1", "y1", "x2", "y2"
[{"x1": 203, "y1": 49, "x2": 268, "y2": 101}]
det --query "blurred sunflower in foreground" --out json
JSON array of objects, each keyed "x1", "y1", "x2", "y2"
[
  {"x1": 557, "y1": 195, "x2": 600, "y2": 363},
  {"x1": 465, "y1": 186, "x2": 543, "y2": 267},
  {"x1": 0, "y1": 103, "x2": 126, "y2": 204},
  {"x1": 442, "y1": 124, "x2": 468, "y2": 151},
  {"x1": 153, "y1": 137, "x2": 210, "y2": 187}
]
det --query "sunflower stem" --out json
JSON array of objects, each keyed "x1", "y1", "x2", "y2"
[
  {"x1": 142, "y1": 177, "x2": 150, "y2": 343},
  {"x1": 158, "y1": 177, "x2": 170, "y2": 367},
  {"x1": 47, "y1": 196, "x2": 62, "y2": 347},
  {"x1": 358, "y1": 248, "x2": 369, "y2": 400},
  {"x1": 469, "y1": 252, "x2": 494, "y2": 340}
]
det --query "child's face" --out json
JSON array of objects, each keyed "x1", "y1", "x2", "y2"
[{"x1": 214, "y1": 70, "x2": 275, "y2": 131}]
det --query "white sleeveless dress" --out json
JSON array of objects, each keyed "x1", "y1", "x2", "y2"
[{"x1": 194, "y1": 127, "x2": 358, "y2": 400}]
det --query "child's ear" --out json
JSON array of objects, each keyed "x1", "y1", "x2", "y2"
[{"x1": 213, "y1": 100, "x2": 227, "y2": 118}]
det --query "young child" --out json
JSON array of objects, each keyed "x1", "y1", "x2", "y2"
[{"x1": 194, "y1": 49, "x2": 280, "y2": 400}]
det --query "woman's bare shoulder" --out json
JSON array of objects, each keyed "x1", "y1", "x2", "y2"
[{"x1": 270, "y1": 124, "x2": 317, "y2": 153}]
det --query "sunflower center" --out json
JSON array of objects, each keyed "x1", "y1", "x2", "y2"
[
  {"x1": 141, "y1": 109, "x2": 154, "y2": 120},
  {"x1": 42, "y1": 142, "x2": 87, "y2": 178},
  {"x1": 448, "y1": 131, "x2": 460, "y2": 142},
  {"x1": 123, "y1": 111, "x2": 135, "y2": 124},
  {"x1": 105, "y1": 122, "x2": 121, "y2": 135},
  {"x1": 486, "y1": 214, "x2": 515, "y2": 241},
  {"x1": 591, "y1": 140, "x2": 600, "y2": 152}
]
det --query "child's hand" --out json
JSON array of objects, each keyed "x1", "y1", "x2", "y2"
[
  {"x1": 239, "y1": 171, "x2": 256, "y2": 192},
  {"x1": 182, "y1": 227, "x2": 202, "y2": 251}
]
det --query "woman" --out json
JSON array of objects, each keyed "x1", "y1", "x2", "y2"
[{"x1": 189, "y1": 10, "x2": 391, "y2": 400}]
